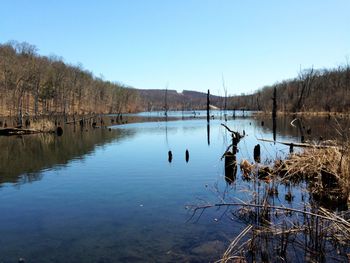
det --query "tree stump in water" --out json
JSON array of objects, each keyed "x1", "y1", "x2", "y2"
[
  {"x1": 224, "y1": 151, "x2": 237, "y2": 184},
  {"x1": 221, "y1": 124, "x2": 244, "y2": 183},
  {"x1": 289, "y1": 143, "x2": 294, "y2": 153},
  {"x1": 168, "y1": 151, "x2": 173, "y2": 163},
  {"x1": 56, "y1": 126, "x2": 63, "y2": 136},
  {"x1": 253, "y1": 144, "x2": 261, "y2": 163},
  {"x1": 25, "y1": 118, "x2": 30, "y2": 128}
]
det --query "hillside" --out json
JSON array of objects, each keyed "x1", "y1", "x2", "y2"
[
  {"x1": 228, "y1": 65, "x2": 350, "y2": 113},
  {"x1": 0, "y1": 41, "x2": 139, "y2": 119},
  {"x1": 137, "y1": 89, "x2": 224, "y2": 111},
  {"x1": 0, "y1": 41, "x2": 228, "y2": 120},
  {"x1": 3, "y1": 41, "x2": 348, "y2": 118}
]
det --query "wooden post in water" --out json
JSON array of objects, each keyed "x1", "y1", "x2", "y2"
[{"x1": 207, "y1": 89, "x2": 210, "y2": 123}]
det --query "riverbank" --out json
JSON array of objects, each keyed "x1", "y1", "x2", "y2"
[{"x1": 254, "y1": 110, "x2": 350, "y2": 118}]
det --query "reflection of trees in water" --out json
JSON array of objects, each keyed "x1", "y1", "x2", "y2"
[
  {"x1": 252, "y1": 115, "x2": 350, "y2": 142},
  {"x1": 0, "y1": 127, "x2": 134, "y2": 185}
]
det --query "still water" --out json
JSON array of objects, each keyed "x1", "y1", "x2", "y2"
[{"x1": 0, "y1": 114, "x2": 346, "y2": 262}]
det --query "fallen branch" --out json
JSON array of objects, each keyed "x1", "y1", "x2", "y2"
[
  {"x1": 221, "y1": 123, "x2": 244, "y2": 140},
  {"x1": 257, "y1": 138, "x2": 337, "y2": 149},
  {"x1": 290, "y1": 118, "x2": 299, "y2": 128},
  {"x1": 221, "y1": 123, "x2": 234, "y2": 133},
  {"x1": 190, "y1": 202, "x2": 350, "y2": 227}
]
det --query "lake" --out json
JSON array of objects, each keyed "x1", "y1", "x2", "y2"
[{"x1": 0, "y1": 113, "x2": 348, "y2": 262}]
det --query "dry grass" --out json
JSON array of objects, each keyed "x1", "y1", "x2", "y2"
[
  {"x1": 30, "y1": 119, "x2": 55, "y2": 132},
  {"x1": 275, "y1": 142, "x2": 350, "y2": 205},
  {"x1": 195, "y1": 124, "x2": 350, "y2": 262}
]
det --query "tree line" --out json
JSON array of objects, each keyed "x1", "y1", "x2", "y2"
[
  {"x1": 228, "y1": 64, "x2": 350, "y2": 113},
  {"x1": 0, "y1": 41, "x2": 139, "y2": 123},
  {"x1": 2, "y1": 40, "x2": 349, "y2": 121}
]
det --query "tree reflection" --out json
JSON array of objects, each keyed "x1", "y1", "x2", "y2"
[{"x1": 0, "y1": 127, "x2": 134, "y2": 185}]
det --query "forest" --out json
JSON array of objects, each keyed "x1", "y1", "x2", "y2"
[
  {"x1": 0, "y1": 41, "x2": 139, "y2": 121},
  {"x1": 228, "y1": 64, "x2": 350, "y2": 113},
  {"x1": 2, "y1": 41, "x2": 350, "y2": 120}
]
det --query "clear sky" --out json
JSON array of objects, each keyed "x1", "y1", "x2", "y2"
[{"x1": 1, "y1": 0, "x2": 349, "y2": 95}]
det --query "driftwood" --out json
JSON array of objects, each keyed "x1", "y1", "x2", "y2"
[
  {"x1": 257, "y1": 138, "x2": 337, "y2": 149},
  {"x1": 0, "y1": 128, "x2": 55, "y2": 136}
]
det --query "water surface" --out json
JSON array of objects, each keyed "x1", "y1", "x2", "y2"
[{"x1": 0, "y1": 115, "x2": 348, "y2": 262}]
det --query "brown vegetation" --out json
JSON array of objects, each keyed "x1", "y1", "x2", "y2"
[
  {"x1": 189, "y1": 124, "x2": 350, "y2": 262},
  {"x1": 229, "y1": 65, "x2": 350, "y2": 113},
  {"x1": 0, "y1": 41, "x2": 139, "y2": 121},
  {"x1": 274, "y1": 142, "x2": 350, "y2": 206}
]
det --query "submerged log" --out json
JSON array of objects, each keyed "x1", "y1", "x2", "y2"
[
  {"x1": 0, "y1": 127, "x2": 56, "y2": 136},
  {"x1": 0, "y1": 128, "x2": 39, "y2": 136}
]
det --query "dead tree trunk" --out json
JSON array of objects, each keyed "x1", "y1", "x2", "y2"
[
  {"x1": 207, "y1": 89, "x2": 210, "y2": 123},
  {"x1": 164, "y1": 86, "x2": 168, "y2": 119},
  {"x1": 221, "y1": 124, "x2": 244, "y2": 184},
  {"x1": 272, "y1": 87, "x2": 277, "y2": 141},
  {"x1": 207, "y1": 123, "x2": 210, "y2": 146}
]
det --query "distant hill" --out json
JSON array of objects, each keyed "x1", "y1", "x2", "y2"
[{"x1": 137, "y1": 89, "x2": 224, "y2": 111}]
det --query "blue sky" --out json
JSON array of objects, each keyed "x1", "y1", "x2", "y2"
[{"x1": 1, "y1": 0, "x2": 349, "y2": 95}]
